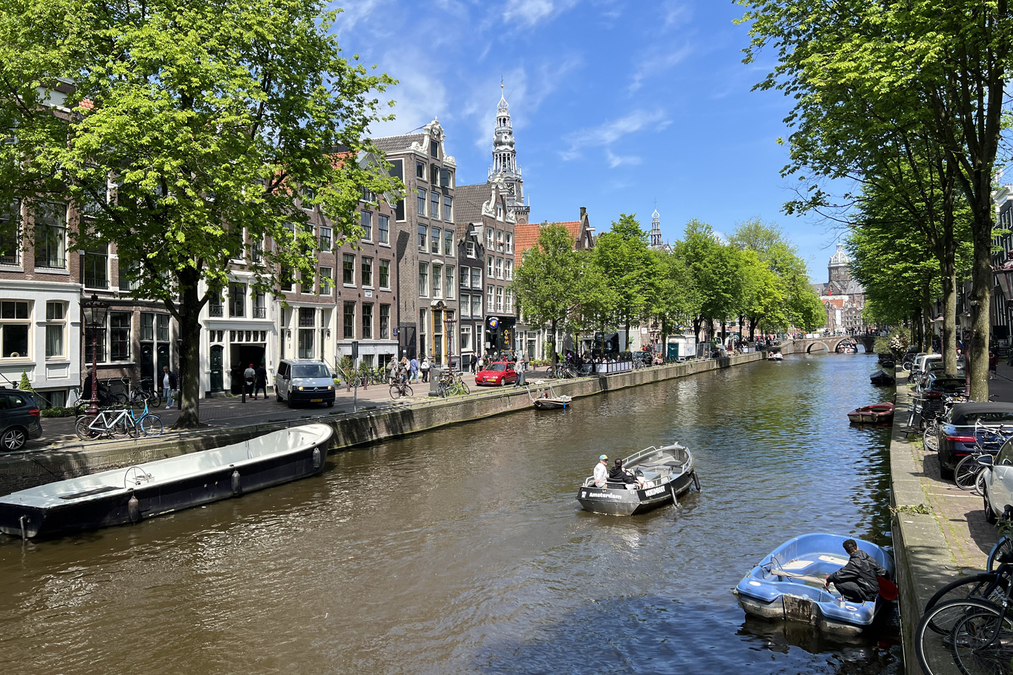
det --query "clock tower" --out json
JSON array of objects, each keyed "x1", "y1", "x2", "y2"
[{"x1": 487, "y1": 83, "x2": 530, "y2": 224}]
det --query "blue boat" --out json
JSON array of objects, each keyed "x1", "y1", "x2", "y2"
[{"x1": 732, "y1": 533, "x2": 895, "y2": 636}]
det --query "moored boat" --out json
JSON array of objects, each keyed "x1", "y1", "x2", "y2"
[
  {"x1": 767, "y1": 352, "x2": 784, "y2": 361},
  {"x1": 732, "y1": 533, "x2": 895, "y2": 636},
  {"x1": 576, "y1": 442, "x2": 699, "y2": 516},
  {"x1": 846, "y1": 402, "x2": 895, "y2": 424},
  {"x1": 527, "y1": 380, "x2": 572, "y2": 410},
  {"x1": 870, "y1": 371, "x2": 895, "y2": 386},
  {"x1": 0, "y1": 423, "x2": 333, "y2": 539}
]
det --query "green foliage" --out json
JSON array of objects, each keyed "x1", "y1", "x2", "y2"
[
  {"x1": 40, "y1": 406, "x2": 75, "y2": 418},
  {"x1": 592, "y1": 214, "x2": 660, "y2": 336},
  {"x1": 18, "y1": 371, "x2": 32, "y2": 392}
]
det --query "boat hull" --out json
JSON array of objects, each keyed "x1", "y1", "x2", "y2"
[
  {"x1": 577, "y1": 469, "x2": 696, "y2": 516},
  {"x1": 0, "y1": 424, "x2": 332, "y2": 539},
  {"x1": 534, "y1": 398, "x2": 569, "y2": 410},
  {"x1": 846, "y1": 403, "x2": 894, "y2": 425}
]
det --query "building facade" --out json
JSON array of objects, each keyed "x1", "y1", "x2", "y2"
[{"x1": 812, "y1": 244, "x2": 866, "y2": 334}]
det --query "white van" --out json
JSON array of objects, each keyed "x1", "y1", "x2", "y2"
[{"x1": 275, "y1": 359, "x2": 336, "y2": 408}]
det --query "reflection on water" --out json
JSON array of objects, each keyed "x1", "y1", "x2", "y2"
[{"x1": 0, "y1": 354, "x2": 900, "y2": 674}]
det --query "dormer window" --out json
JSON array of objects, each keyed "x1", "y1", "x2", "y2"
[
  {"x1": 430, "y1": 140, "x2": 440, "y2": 159},
  {"x1": 496, "y1": 204, "x2": 504, "y2": 220}
]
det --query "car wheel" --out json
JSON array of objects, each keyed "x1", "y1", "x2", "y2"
[
  {"x1": 985, "y1": 495, "x2": 998, "y2": 524},
  {"x1": 327, "y1": 401, "x2": 334, "y2": 408},
  {"x1": 1, "y1": 427, "x2": 27, "y2": 452}
]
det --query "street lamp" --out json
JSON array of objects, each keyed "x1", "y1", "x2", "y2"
[
  {"x1": 444, "y1": 315, "x2": 456, "y2": 373},
  {"x1": 81, "y1": 294, "x2": 109, "y2": 415}
]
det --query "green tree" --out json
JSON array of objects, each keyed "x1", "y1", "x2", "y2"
[
  {"x1": 0, "y1": 0, "x2": 401, "y2": 426},
  {"x1": 592, "y1": 214, "x2": 660, "y2": 348},
  {"x1": 651, "y1": 248, "x2": 700, "y2": 342},
  {"x1": 512, "y1": 224, "x2": 583, "y2": 368}
]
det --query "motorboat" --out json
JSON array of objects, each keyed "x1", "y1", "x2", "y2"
[
  {"x1": 846, "y1": 402, "x2": 895, "y2": 424},
  {"x1": 733, "y1": 533, "x2": 895, "y2": 636},
  {"x1": 526, "y1": 380, "x2": 572, "y2": 410},
  {"x1": 576, "y1": 442, "x2": 699, "y2": 516},
  {"x1": 870, "y1": 371, "x2": 895, "y2": 386},
  {"x1": 768, "y1": 352, "x2": 784, "y2": 361},
  {"x1": 0, "y1": 424, "x2": 333, "y2": 539}
]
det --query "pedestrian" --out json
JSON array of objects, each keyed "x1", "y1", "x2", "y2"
[
  {"x1": 244, "y1": 363, "x2": 256, "y2": 399},
  {"x1": 386, "y1": 355, "x2": 397, "y2": 383},
  {"x1": 254, "y1": 364, "x2": 267, "y2": 400},
  {"x1": 476, "y1": 353, "x2": 484, "y2": 373},
  {"x1": 420, "y1": 355, "x2": 431, "y2": 382},
  {"x1": 161, "y1": 365, "x2": 177, "y2": 410},
  {"x1": 513, "y1": 351, "x2": 524, "y2": 388},
  {"x1": 409, "y1": 355, "x2": 419, "y2": 383},
  {"x1": 990, "y1": 350, "x2": 998, "y2": 380}
]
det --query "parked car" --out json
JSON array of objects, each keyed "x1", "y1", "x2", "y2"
[
  {"x1": 912, "y1": 354, "x2": 942, "y2": 390},
  {"x1": 274, "y1": 359, "x2": 335, "y2": 408},
  {"x1": 475, "y1": 361, "x2": 517, "y2": 386},
  {"x1": 937, "y1": 402, "x2": 1013, "y2": 479},
  {"x1": 916, "y1": 361, "x2": 961, "y2": 394},
  {"x1": 978, "y1": 445, "x2": 1013, "y2": 524},
  {"x1": 0, "y1": 388, "x2": 43, "y2": 452}
]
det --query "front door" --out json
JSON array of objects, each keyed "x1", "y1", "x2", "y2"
[{"x1": 210, "y1": 345, "x2": 224, "y2": 392}]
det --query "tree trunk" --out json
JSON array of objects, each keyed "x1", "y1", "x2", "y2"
[
  {"x1": 941, "y1": 261, "x2": 958, "y2": 376},
  {"x1": 969, "y1": 205, "x2": 993, "y2": 402},
  {"x1": 174, "y1": 266, "x2": 203, "y2": 429}
]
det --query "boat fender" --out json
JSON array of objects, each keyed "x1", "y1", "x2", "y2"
[
  {"x1": 231, "y1": 470, "x2": 242, "y2": 497},
  {"x1": 127, "y1": 495, "x2": 140, "y2": 523},
  {"x1": 312, "y1": 446, "x2": 322, "y2": 470},
  {"x1": 693, "y1": 471, "x2": 701, "y2": 491}
]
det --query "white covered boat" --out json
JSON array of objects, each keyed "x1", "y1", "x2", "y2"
[
  {"x1": 0, "y1": 423, "x2": 333, "y2": 539},
  {"x1": 526, "y1": 380, "x2": 572, "y2": 410}
]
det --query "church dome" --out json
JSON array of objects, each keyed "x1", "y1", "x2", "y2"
[{"x1": 829, "y1": 243, "x2": 850, "y2": 266}]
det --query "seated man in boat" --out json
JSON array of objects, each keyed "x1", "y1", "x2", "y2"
[
  {"x1": 609, "y1": 458, "x2": 640, "y2": 490},
  {"x1": 823, "y1": 539, "x2": 888, "y2": 602},
  {"x1": 593, "y1": 455, "x2": 609, "y2": 487}
]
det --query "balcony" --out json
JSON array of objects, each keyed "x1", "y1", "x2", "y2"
[
  {"x1": 208, "y1": 305, "x2": 224, "y2": 317},
  {"x1": 253, "y1": 307, "x2": 266, "y2": 319}
]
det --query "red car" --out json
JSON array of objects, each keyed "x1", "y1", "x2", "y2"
[{"x1": 476, "y1": 361, "x2": 518, "y2": 386}]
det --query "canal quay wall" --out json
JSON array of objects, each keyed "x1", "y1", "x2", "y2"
[
  {"x1": 0, "y1": 350, "x2": 770, "y2": 496},
  {"x1": 890, "y1": 372, "x2": 995, "y2": 675}
]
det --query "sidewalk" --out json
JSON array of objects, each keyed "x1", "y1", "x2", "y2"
[{"x1": 24, "y1": 370, "x2": 509, "y2": 450}]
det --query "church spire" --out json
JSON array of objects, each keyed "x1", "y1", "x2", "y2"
[
  {"x1": 649, "y1": 206, "x2": 663, "y2": 248},
  {"x1": 488, "y1": 82, "x2": 529, "y2": 223}
]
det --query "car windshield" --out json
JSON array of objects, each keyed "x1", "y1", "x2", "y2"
[
  {"x1": 931, "y1": 379, "x2": 966, "y2": 393},
  {"x1": 292, "y1": 364, "x2": 331, "y2": 378},
  {"x1": 955, "y1": 411, "x2": 1013, "y2": 425},
  {"x1": 488, "y1": 364, "x2": 506, "y2": 372}
]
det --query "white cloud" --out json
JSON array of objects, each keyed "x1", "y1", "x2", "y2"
[
  {"x1": 605, "y1": 149, "x2": 641, "y2": 168},
  {"x1": 502, "y1": 0, "x2": 580, "y2": 27},
  {"x1": 367, "y1": 48, "x2": 449, "y2": 137},
  {"x1": 628, "y1": 44, "x2": 693, "y2": 93},
  {"x1": 330, "y1": 0, "x2": 390, "y2": 36},
  {"x1": 561, "y1": 109, "x2": 671, "y2": 161},
  {"x1": 662, "y1": 0, "x2": 692, "y2": 29}
]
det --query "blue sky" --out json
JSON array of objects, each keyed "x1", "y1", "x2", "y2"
[{"x1": 332, "y1": 0, "x2": 843, "y2": 282}]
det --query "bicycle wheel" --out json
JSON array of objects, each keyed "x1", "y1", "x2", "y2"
[
  {"x1": 924, "y1": 573, "x2": 1006, "y2": 617},
  {"x1": 75, "y1": 415, "x2": 99, "y2": 441},
  {"x1": 390, "y1": 384, "x2": 403, "y2": 400},
  {"x1": 459, "y1": 380, "x2": 470, "y2": 394},
  {"x1": 949, "y1": 602, "x2": 1013, "y2": 675},
  {"x1": 976, "y1": 470, "x2": 990, "y2": 497},
  {"x1": 988, "y1": 538, "x2": 1013, "y2": 572},
  {"x1": 147, "y1": 391, "x2": 162, "y2": 409},
  {"x1": 955, "y1": 455, "x2": 983, "y2": 490},
  {"x1": 924, "y1": 422, "x2": 939, "y2": 452},
  {"x1": 438, "y1": 382, "x2": 449, "y2": 398},
  {"x1": 110, "y1": 416, "x2": 138, "y2": 439},
  {"x1": 140, "y1": 415, "x2": 164, "y2": 437},
  {"x1": 403, "y1": 384, "x2": 413, "y2": 398},
  {"x1": 916, "y1": 599, "x2": 1007, "y2": 675}
]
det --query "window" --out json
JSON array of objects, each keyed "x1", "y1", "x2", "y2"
[
  {"x1": 487, "y1": 285, "x2": 494, "y2": 309},
  {"x1": 506, "y1": 259, "x2": 513, "y2": 281},
  {"x1": 361, "y1": 211, "x2": 372, "y2": 241},
  {"x1": 83, "y1": 241, "x2": 108, "y2": 288},
  {"x1": 496, "y1": 258, "x2": 503, "y2": 279},
  {"x1": 443, "y1": 229, "x2": 453, "y2": 255},
  {"x1": 496, "y1": 204, "x2": 504, "y2": 220},
  {"x1": 343, "y1": 302, "x2": 355, "y2": 339},
  {"x1": 472, "y1": 294, "x2": 482, "y2": 318},
  {"x1": 432, "y1": 263, "x2": 442, "y2": 298},
  {"x1": 416, "y1": 161, "x2": 426, "y2": 180},
  {"x1": 380, "y1": 304, "x2": 390, "y2": 339},
  {"x1": 417, "y1": 188, "x2": 426, "y2": 216},
  {"x1": 141, "y1": 313, "x2": 154, "y2": 341},
  {"x1": 118, "y1": 260, "x2": 140, "y2": 292},
  {"x1": 443, "y1": 195, "x2": 452, "y2": 221},
  {"x1": 431, "y1": 227, "x2": 441, "y2": 253},
  {"x1": 320, "y1": 267, "x2": 333, "y2": 295},
  {"x1": 379, "y1": 259, "x2": 391, "y2": 289},
  {"x1": 378, "y1": 215, "x2": 389, "y2": 244},
  {"x1": 486, "y1": 227, "x2": 494, "y2": 249},
  {"x1": 84, "y1": 322, "x2": 105, "y2": 364},
  {"x1": 431, "y1": 191, "x2": 440, "y2": 220},
  {"x1": 419, "y1": 309, "x2": 427, "y2": 356},
  {"x1": 506, "y1": 232, "x2": 513, "y2": 254},
  {"x1": 497, "y1": 230, "x2": 504, "y2": 253},
  {"x1": 488, "y1": 256, "x2": 494, "y2": 276},
  {"x1": 319, "y1": 226, "x2": 332, "y2": 251},
  {"x1": 361, "y1": 257, "x2": 373, "y2": 287},
  {"x1": 343, "y1": 254, "x2": 355, "y2": 285},
  {"x1": 461, "y1": 325, "x2": 472, "y2": 352},
  {"x1": 229, "y1": 283, "x2": 246, "y2": 317},
  {"x1": 107, "y1": 311, "x2": 130, "y2": 362},
  {"x1": 208, "y1": 287, "x2": 224, "y2": 317},
  {"x1": 431, "y1": 164, "x2": 439, "y2": 185},
  {"x1": 466, "y1": 241, "x2": 476, "y2": 258},
  {"x1": 430, "y1": 140, "x2": 440, "y2": 158},
  {"x1": 496, "y1": 287, "x2": 504, "y2": 313},
  {"x1": 299, "y1": 307, "x2": 315, "y2": 327},
  {"x1": 280, "y1": 266, "x2": 293, "y2": 292},
  {"x1": 0, "y1": 202, "x2": 20, "y2": 266},
  {"x1": 34, "y1": 202, "x2": 67, "y2": 269},
  {"x1": 298, "y1": 308, "x2": 315, "y2": 359},
  {"x1": 45, "y1": 302, "x2": 65, "y2": 359},
  {"x1": 419, "y1": 262, "x2": 429, "y2": 297},
  {"x1": 446, "y1": 266, "x2": 455, "y2": 299},
  {"x1": 418, "y1": 224, "x2": 427, "y2": 250},
  {"x1": 471, "y1": 267, "x2": 482, "y2": 289},
  {"x1": 440, "y1": 167, "x2": 452, "y2": 188},
  {"x1": 252, "y1": 239, "x2": 263, "y2": 262},
  {"x1": 461, "y1": 293, "x2": 470, "y2": 318},
  {"x1": 362, "y1": 303, "x2": 373, "y2": 339},
  {"x1": 157, "y1": 314, "x2": 169, "y2": 342},
  {"x1": 459, "y1": 266, "x2": 469, "y2": 289},
  {"x1": 505, "y1": 289, "x2": 513, "y2": 313}
]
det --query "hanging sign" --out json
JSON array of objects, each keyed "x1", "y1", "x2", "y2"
[{"x1": 487, "y1": 316, "x2": 499, "y2": 330}]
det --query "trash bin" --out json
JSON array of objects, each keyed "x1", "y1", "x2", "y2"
[{"x1": 429, "y1": 367, "x2": 443, "y2": 397}]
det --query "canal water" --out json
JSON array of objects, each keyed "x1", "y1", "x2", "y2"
[{"x1": 0, "y1": 353, "x2": 900, "y2": 674}]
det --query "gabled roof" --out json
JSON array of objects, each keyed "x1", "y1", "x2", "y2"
[
  {"x1": 370, "y1": 133, "x2": 425, "y2": 154},
  {"x1": 453, "y1": 184, "x2": 489, "y2": 230}
]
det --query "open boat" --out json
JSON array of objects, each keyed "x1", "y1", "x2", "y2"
[
  {"x1": 0, "y1": 423, "x2": 333, "y2": 539},
  {"x1": 870, "y1": 371, "x2": 895, "y2": 386},
  {"x1": 576, "y1": 442, "x2": 699, "y2": 516},
  {"x1": 767, "y1": 352, "x2": 784, "y2": 361},
  {"x1": 846, "y1": 402, "x2": 895, "y2": 424},
  {"x1": 526, "y1": 380, "x2": 572, "y2": 410},
  {"x1": 733, "y1": 533, "x2": 895, "y2": 636}
]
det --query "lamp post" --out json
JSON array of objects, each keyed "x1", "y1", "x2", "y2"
[
  {"x1": 81, "y1": 294, "x2": 109, "y2": 415},
  {"x1": 444, "y1": 315, "x2": 456, "y2": 374}
]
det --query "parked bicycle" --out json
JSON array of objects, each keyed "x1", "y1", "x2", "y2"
[
  {"x1": 127, "y1": 377, "x2": 162, "y2": 411},
  {"x1": 389, "y1": 379, "x2": 413, "y2": 400},
  {"x1": 437, "y1": 370, "x2": 471, "y2": 398},
  {"x1": 954, "y1": 421, "x2": 1013, "y2": 491}
]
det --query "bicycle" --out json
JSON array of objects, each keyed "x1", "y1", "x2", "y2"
[
  {"x1": 555, "y1": 363, "x2": 577, "y2": 379},
  {"x1": 389, "y1": 379, "x2": 413, "y2": 400},
  {"x1": 127, "y1": 377, "x2": 162, "y2": 411},
  {"x1": 437, "y1": 370, "x2": 471, "y2": 398},
  {"x1": 954, "y1": 422, "x2": 1013, "y2": 491},
  {"x1": 75, "y1": 406, "x2": 139, "y2": 440}
]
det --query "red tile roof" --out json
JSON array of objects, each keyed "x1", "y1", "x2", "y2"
[{"x1": 514, "y1": 221, "x2": 581, "y2": 265}]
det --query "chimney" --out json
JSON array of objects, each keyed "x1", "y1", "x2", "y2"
[{"x1": 580, "y1": 207, "x2": 587, "y2": 219}]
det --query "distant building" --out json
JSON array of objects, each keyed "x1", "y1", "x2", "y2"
[{"x1": 811, "y1": 244, "x2": 865, "y2": 334}]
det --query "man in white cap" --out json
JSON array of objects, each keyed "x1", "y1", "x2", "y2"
[{"x1": 593, "y1": 454, "x2": 609, "y2": 487}]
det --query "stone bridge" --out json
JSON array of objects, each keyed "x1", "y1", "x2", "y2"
[{"x1": 792, "y1": 335, "x2": 877, "y2": 354}]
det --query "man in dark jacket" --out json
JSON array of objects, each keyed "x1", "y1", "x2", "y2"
[{"x1": 824, "y1": 539, "x2": 888, "y2": 602}]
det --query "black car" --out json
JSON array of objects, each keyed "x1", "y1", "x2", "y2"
[
  {"x1": 0, "y1": 388, "x2": 43, "y2": 451},
  {"x1": 937, "y1": 402, "x2": 1013, "y2": 479}
]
